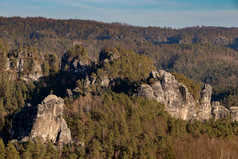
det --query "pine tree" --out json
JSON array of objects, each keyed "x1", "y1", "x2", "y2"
[
  {"x1": 42, "y1": 61, "x2": 50, "y2": 76},
  {"x1": 0, "y1": 98, "x2": 6, "y2": 131},
  {"x1": 0, "y1": 98, "x2": 5, "y2": 114},
  {"x1": 5, "y1": 141, "x2": 20, "y2": 159},
  {"x1": 49, "y1": 52, "x2": 59, "y2": 75},
  {"x1": 0, "y1": 138, "x2": 6, "y2": 159}
]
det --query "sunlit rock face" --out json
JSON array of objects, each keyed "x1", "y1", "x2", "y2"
[
  {"x1": 229, "y1": 106, "x2": 238, "y2": 121},
  {"x1": 197, "y1": 84, "x2": 212, "y2": 120},
  {"x1": 137, "y1": 70, "x2": 214, "y2": 121},
  {"x1": 11, "y1": 95, "x2": 71, "y2": 145}
]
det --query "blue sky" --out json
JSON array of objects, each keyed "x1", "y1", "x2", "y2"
[{"x1": 0, "y1": 0, "x2": 238, "y2": 28}]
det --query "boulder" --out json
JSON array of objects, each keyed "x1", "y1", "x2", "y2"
[
  {"x1": 137, "y1": 84, "x2": 155, "y2": 100},
  {"x1": 211, "y1": 101, "x2": 230, "y2": 120},
  {"x1": 11, "y1": 95, "x2": 71, "y2": 145}
]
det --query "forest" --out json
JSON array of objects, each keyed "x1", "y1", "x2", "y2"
[{"x1": 0, "y1": 17, "x2": 238, "y2": 158}]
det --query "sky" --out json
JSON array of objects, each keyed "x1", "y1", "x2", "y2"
[{"x1": 0, "y1": 0, "x2": 238, "y2": 28}]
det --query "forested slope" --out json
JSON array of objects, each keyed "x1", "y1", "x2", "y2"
[{"x1": 0, "y1": 17, "x2": 238, "y2": 158}]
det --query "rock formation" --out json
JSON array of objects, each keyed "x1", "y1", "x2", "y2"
[
  {"x1": 211, "y1": 101, "x2": 230, "y2": 120},
  {"x1": 138, "y1": 70, "x2": 198, "y2": 120},
  {"x1": 229, "y1": 107, "x2": 238, "y2": 121},
  {"x1": 137, "y1": 70, "x2": 238, "y2": 121},
  {"x1": 197, "y1": 84, "x2": 212, "y2": 120},
  {"x1": 5, "y1": 51, "x2": 44, "y2": 81},
  {"x1": 61, "y1": 47, "x2": 92, "y2": 75},
  {"x1": 11, "y1": 95, "x2": 71, "y2": 145}
]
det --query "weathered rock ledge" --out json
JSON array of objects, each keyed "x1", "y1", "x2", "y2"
[{"x1": 11, "y1": 95, "x2": 71, "y2": 145}]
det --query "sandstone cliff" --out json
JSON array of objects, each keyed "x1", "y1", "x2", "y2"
[
  {"x1": 11, "y1": 95, "x2": 71, "y2": 145},
  {"x1": 138, "y1": 70, "x2": 198, "y2": 121},
  {"x1": 5, "y1": 50, "x2": 44, "y2": 81},
  {"x1": 137, "y1": 70, "x2": 238, "y2": 121}
]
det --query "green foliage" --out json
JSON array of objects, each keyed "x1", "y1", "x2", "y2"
[
  {"x1": 0, "y1": 39, "x2": 8, "y2": 71},
  {"x1": 172, "y1": 72, "x2": 201, "y2": 100},
  {"x1": 5, "y1": 142, "x2": 20, "y2": 159},
  {"x1": 0, "y1": 18, "x2": 238, "y2": 158},
  {"x1": 98, "y1": 47, "x2": 155, "y2": 84},
  {"x1": 213, "y1": 86, "x2": 238, "y2": 108},
  {"x1": 65, "y1": 91, "x2": 172, "y2": 158},
  {"x1": 0, "y1": 138, "x2": 6, "y2": 159},
  {"x1": 67, "y1": 45, "x2": 89, "y2": 62},
  {"x1": 42, "y1": 61, "x2": 50, "y2": 76},
  {"x1": 0, "y1": 73, "x2": 34, "y2": 112},
  {"x1": 49, "y1": 52, "x2": 59, "y2": 75}
]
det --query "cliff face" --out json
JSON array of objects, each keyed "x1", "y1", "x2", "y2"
[
  {"x1": 138, "y1": 70, "x2": 213, "y2": 121},
  {"x1": 11, "y1": 95, "x2": 71, "y2": 145},
  {"x1": 5, "y1": 50, "x2": 43, "y2": 81},
  {"x1": 137, "y1": 70, "x2": 238, "y2": 121},
  {"x1": 198, "y1": 84, "x2": 212, "y2": 120}
]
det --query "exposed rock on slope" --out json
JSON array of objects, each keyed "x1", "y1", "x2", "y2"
[
  {"x1": 11, "y1": 95, "x2": 71, "y2": 145},
  {"x1": 211, "y1": 101, "x2": 230, "y2": 120},
  {"x1": 137, "y1": 70, "x2": 238, "y2": 121},
  {"x1": 138, "y1": 70, "x2": 197, "y2": 120},
  {"x1": 230, "y1": 107, "x2": 238, "y2": 121},
  {"x1": 198, "y1": 84, "x2": 212, "y2": 120},
  {"x1": 5, "y1": 50, "x2": 44, "y2": 81},
  {"x1": 61, "y1": 45, "x2": 92, "y2": 75}
]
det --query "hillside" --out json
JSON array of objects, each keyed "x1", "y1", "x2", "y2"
[
  {"x1": 0, "y1": 17, "x2": 238, "y2": 106},
  {"x1": 0, "y1": 44, "x2": 238, "y2": 158},
  {"x1": 0, "y1": 17, "x2": 238, "y2": 158}
]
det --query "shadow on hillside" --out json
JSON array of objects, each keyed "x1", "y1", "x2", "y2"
[
  {"x1": 27, "y1": 70, "x2": 82, "y2": 105},
  {"x1": 154, "y1": 35, "x2": 180, "y2": 45},
  {"x1": 227, "y1": 38, "x2": 238, "y2": 51}
]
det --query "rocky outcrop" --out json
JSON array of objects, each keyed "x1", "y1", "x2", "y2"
[
  {"x1": 99, "y1": 49, "x2": 120, "y2": 64},
  {"x1": 137, "y1": 70, "x2": 238, "y2": 121},
  {"x1": 61, "y1": 48, "x2": 92, "y2": 74},
  {"x1": 229, "y1": 107, "x2": 238, "y2": 121},
  {"x1": 211, "y1": 102, "x2": 230, "y2": 120},
  {"x1": 65, "y1": 58, "x2": 91, "y2": 74},
  {"x1": 22, "y1": 61, "x2": 43, "y2": 81},
  {"x1": 197, "y1": 84, "x2": 212, "y2": 120},
  {"x1": 11, "y1": 95, "x2": 71, "y2": 145},
  {"x1": 138, "y1": 70, "x2": 198, "y2": 120},
  {"x1": 5, "y1": 51, "x2": 44, "y2": 81}
]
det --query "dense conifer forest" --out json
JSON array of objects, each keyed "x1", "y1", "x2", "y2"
[{"x1": 0, "y1": 17, "x2": 238, "y2": 158}]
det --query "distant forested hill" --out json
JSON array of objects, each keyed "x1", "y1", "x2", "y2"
[
  {"x1": 0, "y1": 16, "x2": 238, "y2": 106},
  {"x1": 0, "y1": 17, "x2": 238, "y2": 56}
]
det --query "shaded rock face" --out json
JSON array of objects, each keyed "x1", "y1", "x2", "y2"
[
  {"x1": 138, "y1": 70, "x2": 198, "y2": 120},
  {"x1": 61, "y1": 54, "x2": 92, "y2": 75},
  {"x1": 11, "y1": 95, "x2": 71, "y2": 145},
  {"x1": 99, "y1": 49, "x2": 120, "y2": 64}
]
